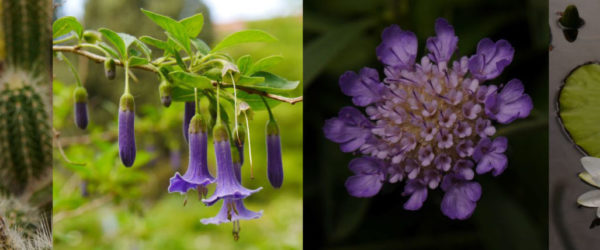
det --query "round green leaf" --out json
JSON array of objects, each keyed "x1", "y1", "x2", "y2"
[{"x1": 558, "y1": 62, "x2": 600, "y2": 157}]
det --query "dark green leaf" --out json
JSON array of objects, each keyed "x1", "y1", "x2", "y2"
[
  {"x1": 53, "y1": 16, "x2": 83, "y2": 39},
  {"x1": 212, "y1": 29, "x2": 278, "y2": 52},
  {"x1": 180, "y1": 13, "x2": 204, "y2": 38},
  {"x1": 236, "y1": 91, "x2": 281, "y2": 111},
  {"x1": 172, "y1": 86, "x2": 195, "y2": 102}
]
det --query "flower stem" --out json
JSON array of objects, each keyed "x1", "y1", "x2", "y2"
[{"x1": 58, "y1": 53, "x2": 83, "y2": 87}]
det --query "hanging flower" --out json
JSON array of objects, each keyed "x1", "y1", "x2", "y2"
[
  {"x1": 202, "y1": 124, "x2": 261, "y2": 206},
  {"x1": 168, "y1": 114, "x2": 214, "y2": 194},
  {"x1": 577, "y1": 157, "x2": 600, "y2": 219},
  {"x1": 118, "y1": 93, "x2": 136, "y2": 167},
  {"x1": 73, "y1": 86, "x2": 88, "y2": 129},
  {"x1": 323, "y1": 18, "x2": 533, "y2": 219}
]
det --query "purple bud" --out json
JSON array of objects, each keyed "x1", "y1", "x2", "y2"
[
  {"x1": 159, "y1": 80, "x2": 172, "y2": 107},
  {"x1": 118, "y1": 94, "x2": 136, "y2": 167},
  {"x1": 169, "y1": 115, "x2": 215, "y2": 194},
  {"x1": 266, "y1": 119, "x2": 283, "y2": 188},
  {"x1": 183, "y1": 101, "x2": 195, "y2": 143},
  {"x1": 202, "y1": 124, "x2": 261, "y2": 206},
  {"x1": 73, "y1": 87, "x2": 88, "y2": 129}
]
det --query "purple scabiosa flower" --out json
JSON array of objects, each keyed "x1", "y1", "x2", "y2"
[
  {"x1": 202, "y1": 123, "x2": 261, "y2": 206},
  {"x1": 266, "y1": 119, "x2": 283, "y2": 188},
  {"x1": 324, "y1": 18, "x2": 534, "y2": 219},
  {"x1": 168, "y1": 114, "x2": 215, "y2": 194},
  {"x1": 182, "y1": 101, "x2": 195, "y2": 143},
  {"x1": 119, "y1": 93, "x2": 136, "y2": 167},
  {"x1": 73, "y1": 86, "x2": 89, "y2": 129}
]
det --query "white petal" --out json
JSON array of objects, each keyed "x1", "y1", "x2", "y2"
[
  {"x1": 577, "y1": 190, "x2": 600, "y2": 207},
  {"x1": 582, "y1": 157, "x2": 600, "y2": 177},
  {"x1": 579, "y1": 172, "x2": 600, "y2": 188}
]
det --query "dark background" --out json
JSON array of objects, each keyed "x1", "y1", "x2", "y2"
[{"x1": 303, "y1": 0, "x2": 549, "y2": 249}]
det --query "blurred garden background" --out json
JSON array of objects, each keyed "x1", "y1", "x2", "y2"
[
  {"x1": 53, "y1": 0, "x2": 302, "y2": 249},
  {"x1": 304, "y1": 0, "x2": 549, "y2": 249}
]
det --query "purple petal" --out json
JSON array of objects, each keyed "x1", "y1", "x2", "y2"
[
  {"x1": 201, "y1": 199, "x2": 263, "y2": 225},
  {"x1": 473, "y1": 137, "x2": 508, "y2": 176},
  {"x1": 168, "y1": 132, "x2": 214, "y2": 194},
  {"x1": 339, "y1": 67, "x2": 385, "y2": 106},
  {"x1": 468, "y1": 38, "x2": 514, "y2": 80},
  {"x1": 376, "y1": 25, "x2": 418, "y2": 69},
  {"x1": 74, "y1": 102, "x2": 88, "y2": 129},
  {"x1": 441, "y1": 181, "x2": 482, "y2": 220},
  {"x1": 323, "y1": 107, "x2": 373, "y2": 152},
  {"x1": 202, "y1": 139, "x2": 261, "y2": 206},
  {"x1": 402, "y1": 180, "x2": 428, "y2": 210},
  {"x1": 345, "y1": 157, "x2": 385, "y2": 197},
  {"x1": 426, "y1": 18, "x2": 458, "y2": 64},
  {"x1": 484, "y1": 79, "x2": 533, "y2": 124}
]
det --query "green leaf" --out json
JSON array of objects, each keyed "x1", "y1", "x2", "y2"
[
  {"x1": 237, "y1": 55, "x2": 253, "y2": 75},
  {"x1": 212, "y1": 30, "x2": 277, "y2": 52},
  {"x1": 98, "y1": 42, "x2": 120, "y2": 59},
  {"x1": 99, "y1": 28, "x2": 126, "y2": 59},
  {"x1": 191, "y1": 38, "x2": 211, "y2": 55},
  {"x1": 53, "y1": 16, "x2": 83, "y2": 39},
  {"x1": 237, "y1": 75, "x2": 264, "y2": 85},
  {"x1": 236, "y1": 91, "x2": 281, "y2": 111},
  {"x1": 238, "y1": 71, "x2": 299, "y2": 93},
  {"x1": 248, "y1": 55, "x2": 283, "y2": 75},
  {"x1": 132, "y1": 39, "x2": 152, "y2": 60},
  {"x1": 128, "y1": 56, "x2": 149, "y2": 67},
  {"x1": 180, "y1": 13, "x2": 204, "y2": 38},
  {"x1": 558, "y1": 62, "x2": 600, "y2": 157},
  {"x1": 169, "y1": 71, "x2": 212, "y2": 90},
  {"x1": 172, "y1": 86, "x2": 195, "y2": 102},
  {"x1": 167, "y1": 38, "x2": 187, "y2": 70},
  {"x1": 141, "y1": 9, "x2": 190, "y2": 54},
  {"x1": 140, "y1": 36, "x2": 168, "y2": 50}
]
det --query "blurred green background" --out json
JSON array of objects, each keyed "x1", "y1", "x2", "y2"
[
  {"x1": 53, "y1": 0, "x2": 302, "y2": 249},
  {"x1": 303, "y1": 0, "x2": 549, "y2": 249}
]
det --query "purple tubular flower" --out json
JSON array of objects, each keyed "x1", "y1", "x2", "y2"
[
  {"x1": 345, "y1": 157, "x2": 386, "y2": 197},
  {"x1": 118, "y1": 93, "x2": 136, "y2": 167},
  {"x1": 266, "y1": 119, "x2": 284, "y2": 188},
  {"x1": 202, "y1": 124, "x2": 261, "y2": 206},
  {"x1": 200, "y1": 198, "x2": 263, "y2": 225},
  {"x1": 473, "y1": 136, "x2": 508, "y2": 176},
  {"x1": 426, "y1": 18, "x2": 458, "y2": 65},
  {"x1": 182, "y1": 101, "x2": 195, "y2": 143},
  {"x1": 323, "y1": 107, "x2": 374, "y2": 153},
  {"x1": 468, "y1": 38, "x2": 515, "y2": 81},
  {"x1": 73, "y1": 86, "x2": 89, "y2": 129},
  {"x1": 339, "y1": 67, "x2": 385, "y2": 106},
  {"x1": 376, "y1": 25, "x2": 418, "y2": 70},
  {"x1": 168, "y1": 115, "x2": 215, "y2": 194},
  {"x1": 441, "y1": 173, "x2": 481, "y2": 220},
  {"x1": 484, "y1": 79, "x2": 533, "y2": 124}
]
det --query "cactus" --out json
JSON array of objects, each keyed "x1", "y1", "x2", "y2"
[
  {"x1": 0, "y1": 72, "x2": 52, "y2": 194},
  {"x1": 1, "y1": 0, "x2": 52, "y2": 76},
  {"x1": 0, "y1": 0, "x2": 53, "y2": 194},
  {"x1": 0, "y1": 197, "x2": 51, "y2": 250}
]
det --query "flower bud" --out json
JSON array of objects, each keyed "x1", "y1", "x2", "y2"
[
  {"x1": 266, "y1": 119, "x2": 283, "y2": 188},
  {"x1": 73, "y1": 86, "x2": 88, "y2": 129},
  {"x1": 104, "y1": 58, "x2": 116, "y2": 80},
  {"x1": 159, "y1": 80, "x2": 172, "y2": 107},
  {"x1": 119, "y1": 93, "x2": 136, "y2": 167},
  {"x1": 82, "y1": 30, "x2": 101, "y2": 44}
]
